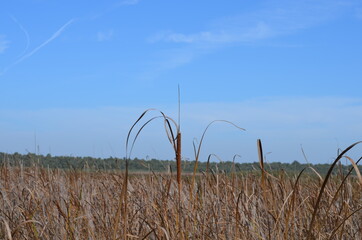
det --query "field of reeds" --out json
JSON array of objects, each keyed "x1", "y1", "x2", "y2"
[
  {"x1": 0, "y1": 160, "x2": 361, "y2": 239},
  {"x1": 1, "y1": 107, "x2": 361, "y2": 239}
]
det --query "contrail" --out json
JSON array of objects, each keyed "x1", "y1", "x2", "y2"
[
  {"x1": 1, "y1": 18, "x2": 75, "y2": 76},
  {"x1": 14, "y1": 19, "x2": 75, "y2": 65},
  {"x1": 10, "y1": 15, "x2": 30, "y2": 58}
]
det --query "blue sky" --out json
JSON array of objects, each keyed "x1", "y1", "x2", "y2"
[{"x1": 1, "y1": 0, "x2": 361, "y2": 164}]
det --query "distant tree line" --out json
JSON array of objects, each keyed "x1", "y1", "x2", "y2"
[{"x1": 0, "y1": 152, "x2": 361, "y2": 176}]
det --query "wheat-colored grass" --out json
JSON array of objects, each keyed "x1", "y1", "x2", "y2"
[{"x1": 0, "y1": 160, "x2": 361, "y2": 239}]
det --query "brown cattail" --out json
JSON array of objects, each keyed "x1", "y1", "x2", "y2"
[
  {"x1": 176, "y1": 132, "x2": 182, "y2": 190},
  {"x1": 257, "y1": 139, "x2": 266, "y2": 201}
]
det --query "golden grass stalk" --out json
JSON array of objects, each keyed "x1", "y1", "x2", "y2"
[
  {"x1": 344, "y1": 156, "x2": 362, "y2": 185},
  {"x1": 1, "y1": 218, "x2": 12, "y2": 240},
  {"x1": 307, "y1": 141, "x2": 362, "y2": 238}
]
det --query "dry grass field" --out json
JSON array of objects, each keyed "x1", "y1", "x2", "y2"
[{"x1": 0, "y1": 161, "x2": 361, "y2": 239}]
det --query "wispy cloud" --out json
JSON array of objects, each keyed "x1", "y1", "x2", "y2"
[
  {"x1": 119, "y1": 0, "x2": 139, "y2": 6},
  {"x1": 142, "y1": 0, "x2": 361, "y2": 81},
  {"x1": 142, "y1": 21, "x2": 273, "y2": 81},
  {"x1": 136, "y1": 48, "x2": 197, "y2": 83},
  {"x1": 151, "y1": 0, "x2": 359, "y2": 45},
  {"x1": 97, "y1": 29, "x2": 114, "y2": 42},
  {"x1": 0, "y1": 35, "x2": 10, "y2": 54},
  {"x1": 89, "y1": 1, "x2": 140, "y2": 20},
  {"x1": 151, "y1": 22, "x2": 273, "y2": 44}
]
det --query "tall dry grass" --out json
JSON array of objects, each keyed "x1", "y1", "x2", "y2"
[{"x1": 0, "y1": 158, "x2": 361, "y2": 239}]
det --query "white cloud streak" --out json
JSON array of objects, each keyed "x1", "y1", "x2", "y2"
[
  {"x1": 0, "y1": 35, "x2": 10, "y2": 54},
  {"x1": 151, "y1": 0, "x2": 359, "y2": 45},
  {"x1": 137, "y1": 48, "x2": 196, "y2": 82},
  {"x1": 10, "y1": 15, "x2": 30, "y2": 58},
  {"x1": 0, "y1": 19, "x2": 75, "y2": 76},
  {"x1": 119, "y1": 0, "x2": 139, "y2": 6},
  {"x1": 142, "y1": 0, "x2": 361, "y2": 81},
  {"x1": 14, "y1": 19, "x2": 75, "y2": 65},
  {"x1": 152, "y1": 22, "x2": 273, "y2": 44}
]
